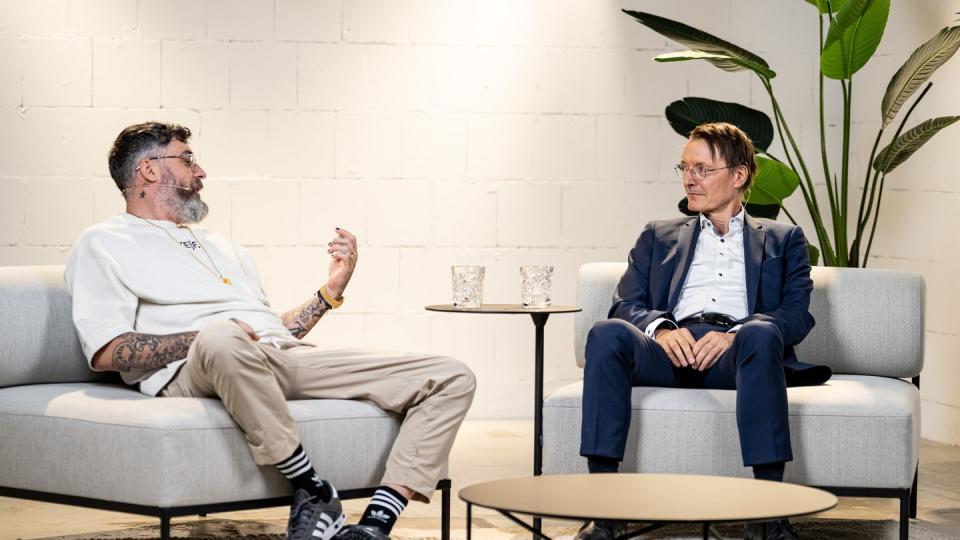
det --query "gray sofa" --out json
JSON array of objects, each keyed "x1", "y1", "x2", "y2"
[
  {"x1": 0, "y1": 265, "x2": 451, "y2": 540},
  {"x1": 543, "y1": 263, "x2": 923, "y2": 540}
]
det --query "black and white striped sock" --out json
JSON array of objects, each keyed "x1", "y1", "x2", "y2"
[
  {"x1": 359, "y1": 486, "x2": 408, "y2": 534},
  {"x1": 275, "y1": 445, "x2": 335, "y2": 503}
]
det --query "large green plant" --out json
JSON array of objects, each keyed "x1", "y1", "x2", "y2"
[{"x1": 625, "y1": 2, "x2": 960, "y2": 266}]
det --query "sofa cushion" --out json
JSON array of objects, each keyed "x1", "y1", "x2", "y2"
[
  {"x1": 0, "y1": 266, "x2": 109, "y2": 388},
  {"x1": 0, "y1": 383, "x2": 402, "y2": 507},
  {"x1": 543, "y1": 374, "x2": 919, "y2": 489}
]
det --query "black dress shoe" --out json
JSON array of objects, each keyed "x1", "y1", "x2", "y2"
[
  {"x1": 744, "y1": 518, "x2": 800, "y2": 540},
  {"x1": 573, "y1": 520, "x2": 626, "y2": 540}
]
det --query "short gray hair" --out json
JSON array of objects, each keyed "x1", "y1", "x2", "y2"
[{"x1": 108, "y1": 122, "x2": 192, "y2": 192}]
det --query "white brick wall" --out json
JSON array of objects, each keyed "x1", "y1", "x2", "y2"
[{"x1": 1, "y1": 0, "x2": 959, "y2": 442}]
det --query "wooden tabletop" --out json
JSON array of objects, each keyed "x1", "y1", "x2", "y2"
[
  {"x1": 425, "y1": 304, "x2": 581, "y2": 315},
  {"x1": 459, "y1": 474, "x2": 837, "y2": 523}
]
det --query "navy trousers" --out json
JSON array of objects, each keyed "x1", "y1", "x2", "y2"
[{"x1": 579, "y1": 318, "x2": 793, "y2": 467}]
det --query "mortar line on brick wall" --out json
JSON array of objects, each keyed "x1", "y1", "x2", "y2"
[{"x1": 87, "y1": 36, "x2": 93, "y2": 107}]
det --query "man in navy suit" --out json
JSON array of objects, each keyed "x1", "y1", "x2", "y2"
[{"x1": 575, "y1": 123, "x2": 831, "y2": 540}]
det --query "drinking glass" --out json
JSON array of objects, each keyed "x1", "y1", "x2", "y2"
[
  {"x1": 520, "y1": 265, "x2": 553, "y2": 308},
  {"x1": 452, "y1": 266, "x2": 485, "y2": 308}
]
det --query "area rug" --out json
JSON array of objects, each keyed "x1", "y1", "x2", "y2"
[{"x1": 52, "y1": 517, "x2": 959, "y2": 540}]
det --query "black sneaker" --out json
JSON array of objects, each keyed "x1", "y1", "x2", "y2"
[
  {"x1": 334, "y1": 524, "x2": 391, "y2": 539},
  {"x1": 745, "y1": 518, "x2": 800, "y2": 540},
  {"x1": 286, "y1": 488, "x2": 347, "y2": 540},
  {"x1": 573, "y1": 520, "x2": 626, "y2": 540}
]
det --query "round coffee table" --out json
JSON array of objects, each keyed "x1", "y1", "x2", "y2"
[{"x1": 459, "y1": 473, "x2": 838, "y2": 540}]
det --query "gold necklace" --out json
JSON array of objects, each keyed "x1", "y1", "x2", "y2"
[{"x1": 137, "y1": 216, "x2": 232, "y2": 285}]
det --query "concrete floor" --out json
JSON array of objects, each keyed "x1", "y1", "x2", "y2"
[{"x1": 2, "y1": 420, "x2": 959, "y2": 539}]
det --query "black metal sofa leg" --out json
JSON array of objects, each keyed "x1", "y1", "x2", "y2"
[
  {"x1": 910, "y1": 464, "x2": 919, "y2": 519},
  {"x1": 899, "y1": 493, "x2": 910, "y2": 540},
  {"x1": 160, "y1": 511, "x2": 171, "y2": 540}
]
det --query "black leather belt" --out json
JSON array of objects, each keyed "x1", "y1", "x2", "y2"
[{"x1": 677, "y1": 312, "x2": 739, "y2": 329}]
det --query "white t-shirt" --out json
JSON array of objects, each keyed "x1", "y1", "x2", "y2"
[{"x1": 64, "y1": 213, "x2": 301, "y2": 396}]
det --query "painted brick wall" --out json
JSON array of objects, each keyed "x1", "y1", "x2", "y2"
[{"x1": 0, "y1": 0, "x2": 957, "y2": 443}]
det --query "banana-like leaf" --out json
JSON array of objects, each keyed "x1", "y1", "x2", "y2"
[
  {"x1": 745, "y1": 202, "x2": 782, "y2": 219},
  {"x1": 747, "y1": 154, "x2": 801, "y2": 205},
  {"x1": 665, "y1": 97, "x2": 775, "y2": 151},
  {"x1": 807, "y1": 244, "x2": 820, "y2": 266},
  {"x1": 820, "y1": 0, "x2": 889, "y2": 79},
  {"x1": 823, "y1": 0, "x2": 875, "y2": 49},
  {"x1": 654, "y1": 51, "x2": 777, "y2": 80},
  {"x1": 804, "y1": 0, "x2": 849, "y2": 14},
  {"x1": 623, "y1": 10, "x2": 776, "y2": 79},
  {"x1": 872, "y1": 116, "x2": 960, "y2": 173},
  {"x1": 881, "y1": 26, "x2": 960, "y2": 128}
]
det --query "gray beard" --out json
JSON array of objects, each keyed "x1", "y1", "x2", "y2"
[
  {"x1": 175, "y1": 194, "x2": 209, "y2": 224},
  {"x1": 158, "y1": 172, "x2": 208, "y2": 224}
]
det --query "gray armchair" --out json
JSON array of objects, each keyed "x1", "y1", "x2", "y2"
[{"x1": 543, "y1": 263, "x2": 923, "y2": 540}]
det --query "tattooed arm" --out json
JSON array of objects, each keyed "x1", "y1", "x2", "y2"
[
  {"x1": 91, "y1": 331, "x2": 199, "y2": 372},
  {"x1": 280, "y1": 293, "x2": 329, "y2": 339}
]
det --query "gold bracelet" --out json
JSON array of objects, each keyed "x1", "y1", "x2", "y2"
[{"x1": 318, "y1": 285, "x2": 344, "y2": 309}]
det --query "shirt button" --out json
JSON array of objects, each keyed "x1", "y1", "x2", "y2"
[
  {"x1": 711, "y1": 298, "x2": 716, "y2": 302},
  {"x1": 719, "y1": 273, "x2": 723, "y2": 277},
  {"x1": 720, "y1": 239, "x2": 725, "y2": 243}
]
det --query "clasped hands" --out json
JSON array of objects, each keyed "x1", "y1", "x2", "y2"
[{"x1": 654, "y1": 327, "x2": 735, "y2": 371}]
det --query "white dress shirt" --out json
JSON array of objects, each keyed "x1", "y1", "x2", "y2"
[{"x1": 644, "y1": 208, "x2": 749, "y2": 337}]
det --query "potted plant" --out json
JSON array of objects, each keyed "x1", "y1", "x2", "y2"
[{"x1": 624, "y1": 1, "x2": 959, "y2": 266}]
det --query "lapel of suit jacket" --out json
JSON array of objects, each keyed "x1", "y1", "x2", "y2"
[
  {"x1": 668, "y1": 216, "x2": 700, "y2": 311},
  {"x1": 744, "y1": 213, "x2": 766, "y2": 314}
]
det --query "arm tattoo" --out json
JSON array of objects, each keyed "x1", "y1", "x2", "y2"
[
  {"x1": 111, "y1": 331, "x2": 199, "y2": 372},
  {"x1": 281, "y1": 294, "x2": 329, "y2": 339}
]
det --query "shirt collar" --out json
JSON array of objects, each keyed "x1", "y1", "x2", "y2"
[{"x1": 699, "y1": 205, "x2": 746, "y2": 233}]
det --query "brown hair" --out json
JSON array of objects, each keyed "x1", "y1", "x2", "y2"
[
  {"x1": 108, "y1": 122, "x2": 192, "y2": 193},
  {"x1": 688, "y1": 122, "x2": 758, "y2": 192}
]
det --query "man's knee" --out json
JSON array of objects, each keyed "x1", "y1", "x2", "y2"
[
  {"x1": 440, "y1": 357, "x2": 477, "y2": 397},
  {"x1": 588, "y1": 318, "x2": 634, "y2": 340},
  {"x1": 737, "y1": 320, "x2": 783, "y2": 350},
  {"x1": 586, "y1": 319, "x2": 640, "y2": 368}
]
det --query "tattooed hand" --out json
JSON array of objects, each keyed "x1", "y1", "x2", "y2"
[{"x1": 230, "y1": 318, "x2": 260, "y2": 341}]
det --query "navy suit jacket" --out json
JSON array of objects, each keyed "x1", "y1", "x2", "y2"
[{"x1": 610, "y1": 214, "x2": 831, "y2": 387}]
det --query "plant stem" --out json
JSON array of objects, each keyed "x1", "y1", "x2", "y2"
[
  {"x1": 781, "y1": 205, "x2": 798, "y2": 225},
  {"x1": 851, "y1": 128, "x2": 884, "y2": 266},
  {"x1": 838, "y1": 78, "x2": 852, "y2": 266},
  {"x1": 862, "y1": 173, "x2": 886, "y2": 266},
  {"x1": 818, "y1": 13, "x2": 839, "y2": 245},
  {"x1": 762, "y1": 78, "x2": 836, "y2": 264}
]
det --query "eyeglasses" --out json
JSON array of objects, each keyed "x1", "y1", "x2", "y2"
[
  {"x1": 674, "y1": 163, "x2": 739, "y2": 181},
  {"x1": 136, "y1": 153, "x2": 197, "y2": 172},
  {"x1": 149, "y1": 153, "x2": 197, "y2": 168}
]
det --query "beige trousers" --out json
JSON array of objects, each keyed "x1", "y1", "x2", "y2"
[{"x1": 162, "y1": 320, "x2": 476, "y2": 501}]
